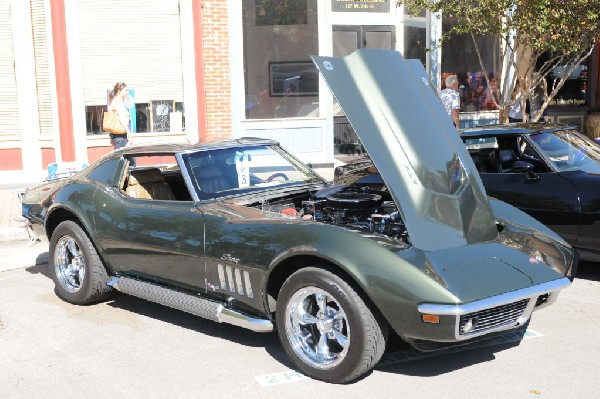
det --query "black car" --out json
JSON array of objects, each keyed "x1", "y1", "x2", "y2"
[{"x1": 460, "y1": 123, "x2": 600, "y2": 261}]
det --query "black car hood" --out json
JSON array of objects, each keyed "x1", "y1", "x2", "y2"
[{"x1": 313, "y1": 49, "x2": 498, "y2": 251}]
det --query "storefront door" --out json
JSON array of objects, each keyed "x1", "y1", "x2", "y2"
[{"x1": 332, "y1": 25, "x2": 395, "y2": 158}]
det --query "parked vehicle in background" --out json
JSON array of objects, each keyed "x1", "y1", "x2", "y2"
[{"x1": 461, "y1": 123, "x2": 600, "y2": 261}]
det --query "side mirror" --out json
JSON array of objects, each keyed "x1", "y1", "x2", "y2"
[{"x1": 512, "y1": 160, "x2": 535, "y2": 173}]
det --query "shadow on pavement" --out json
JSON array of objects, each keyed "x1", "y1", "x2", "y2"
[
  {"x1": 106, "y1": 293, "x2": 292, "y2": 366},
  {"x1": 576, "y1": 261, "x2": 600, "y2": 282},
  {"x1": 24, "y1": 262, "x2": 292, "y2": 366},
  {"x1": 25, "y1": 261, "x2": 50, "y2": 278}
]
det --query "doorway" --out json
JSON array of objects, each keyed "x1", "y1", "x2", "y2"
[{"x1": 332, "y1": 26, "x2": 395, "y2": 158}]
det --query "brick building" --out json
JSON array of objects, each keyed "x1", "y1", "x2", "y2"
[{"x1": 1, "y1": 0, "x2": 599, "y2": 182}]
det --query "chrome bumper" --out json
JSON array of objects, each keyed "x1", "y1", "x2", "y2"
[{"x1": 418, "y1": 277, "x2": 571, "y2": 340}]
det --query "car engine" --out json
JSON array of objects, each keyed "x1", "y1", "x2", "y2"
[{"x1": 257, "y1": 185, "x2": 409, "y2": 242}]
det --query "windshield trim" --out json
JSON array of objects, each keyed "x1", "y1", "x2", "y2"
[{"x1": 181, "y1": 144, "x2": 327, "y2": 201}]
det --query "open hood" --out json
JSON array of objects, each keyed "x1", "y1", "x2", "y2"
[{"x1": 313, "y1": 50, "x2": 497, "y2": 251}]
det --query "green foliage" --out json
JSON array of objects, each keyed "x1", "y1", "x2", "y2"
[
  {"x1": 399, "y1": 0, "x2": 600, "y2": 120},
  {"x1": 401, "y1": 0, "x2": 600, "y2": 55}
]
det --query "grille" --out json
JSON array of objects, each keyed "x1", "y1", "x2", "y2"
[{"x1": 459, "y1": 298, "x2": 529, "y2": 335}]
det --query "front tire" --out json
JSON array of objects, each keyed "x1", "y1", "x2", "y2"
[
  {"x1": 276, "y1": 267, "x2": 387, "y2": 383},
  {"x1": 49, "y1": 220, "x2": 112, "y2": 304}
]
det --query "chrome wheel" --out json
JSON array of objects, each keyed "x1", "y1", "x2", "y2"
[
  {"x1": 54, "y1": 235, "x2": 86, "y2": 293},
  {"x1": 285, "y1": 287, "x2": 350, "y2": 369}
]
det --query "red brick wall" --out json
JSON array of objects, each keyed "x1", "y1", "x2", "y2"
[{"x1": 201, "y1": 1, "x2": 232, "y2": 139}]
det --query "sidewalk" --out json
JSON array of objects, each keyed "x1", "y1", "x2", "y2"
[{"x1": 0, "y1": 189, "x2": 30, "y2": 242}]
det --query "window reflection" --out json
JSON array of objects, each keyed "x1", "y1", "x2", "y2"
[
  {"x1": 441, "y1": 17, "x2": 500, "y2": 112},
  {"x1": 403, "y1": 7, "x2": 427, "y2": 66},
  {"x1": 530, "y1": 130, "x2": 600, "y2": 173},
  {"x1": 545, "y1": 61, "x2": 589, "y2": 107},
  {"x1": 243, "y1": 0, "x2": 319, "y2": 119},
  {"x1": 440, "y1": 71, "x2": 500, "y2": 112}
]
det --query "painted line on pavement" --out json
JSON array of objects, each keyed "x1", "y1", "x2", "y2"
[{"x1": 255, "y1": 370, "x2": 309, "y2": 387}]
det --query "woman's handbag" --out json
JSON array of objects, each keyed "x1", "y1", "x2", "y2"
[{"x1": 102, "y1": 111, "x2": 126, "y2": 134}]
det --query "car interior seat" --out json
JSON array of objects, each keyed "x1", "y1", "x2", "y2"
[
  {"x1": 126, "y1": 168, "x2": 176, "y2": 200},
  {"x1": 490, "y1": 149, "x2": 517, "y2": 173},
  {"x1": 468, "y1": 152, "x2": 486, "y2": 172},
  {"x1": 194, "y1": 165, "x2": 232, "y2": 193}
]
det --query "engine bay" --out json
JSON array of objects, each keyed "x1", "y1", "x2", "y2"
[{"x1": 252, "y1": 184, "x2": 409, "y2": 243}]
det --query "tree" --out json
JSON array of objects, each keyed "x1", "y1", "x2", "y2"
[{"x1": 399, "y1": 0, "x2": 600, "y2": 122}]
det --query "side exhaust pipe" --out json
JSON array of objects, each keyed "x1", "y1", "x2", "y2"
[{"x1": 108, "y1": 277, "x2": 273, "y2": 333}]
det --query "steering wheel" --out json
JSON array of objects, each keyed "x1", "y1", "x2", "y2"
[{"x1": 265, "y1": 172, "x2": 289, "y2": 182}]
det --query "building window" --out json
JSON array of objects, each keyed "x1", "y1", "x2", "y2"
[
  {"x1": 242, "y1": 0, "x2": 319, "y2": 119},
  {"x1": 77, "y1": 0, "x2": 185, "y2": 135},
  {"x1": 543, "y1": 55, "x2": 590, "y2": 108},
  {"x1": 442, "y1": 17, "x2": 501, "y2": 112},
  {"x1": 403, "y1": 7, "x2": 427, "y2": 66}
]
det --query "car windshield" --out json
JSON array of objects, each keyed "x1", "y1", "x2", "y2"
[
  {"x1": 528, "y1": 130, "x2": 600, "y2": 173},
  {"x1": 183, "y1": 144, "x2": 325, "y2": 199}
]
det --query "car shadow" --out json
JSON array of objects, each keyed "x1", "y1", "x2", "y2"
[
  {"x1": 26, "y1": 259, "x2": 51, "y2": 278},
  {"x1": 24, "y1": 262, "x2": 292, "y2": 366},
  {"x1": 375, "y1": 332, "x2": 523, "y2": 378},
  {"x1": 108, "y1": 294, "x2": 295, "y2": 366},
  {"x1": 576, "y1": 261, "x2": 600, "y2": 282}
]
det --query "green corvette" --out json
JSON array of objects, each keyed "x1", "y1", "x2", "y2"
[{"x1": 22, "y1": 50, "x2": 575, "y2": 383}]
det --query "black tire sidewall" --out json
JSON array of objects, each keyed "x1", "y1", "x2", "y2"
[
  {"x1": 49, "y1": 221, "x2": 98, "y2": 304},
  {"x1": 276, "y1": 267, "x2": 376, "y2": 383}
]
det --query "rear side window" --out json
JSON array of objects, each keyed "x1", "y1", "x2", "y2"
[{"x1": 88, "y1": 159, "x2": 124, "y2": 186}]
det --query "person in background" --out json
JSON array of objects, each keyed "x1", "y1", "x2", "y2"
[
  {"x1": 508, "y1": 78, "x2": 525, "y2": 123},
  {"x1": 108, "y1": 82, "x2": 131, "y2": 149},
  {"x1": 439, "y1": 75, "x2": 461, "y2": 128},
  {"x1": 530, "y1": 75, "x2": 549, "y2": 122}
]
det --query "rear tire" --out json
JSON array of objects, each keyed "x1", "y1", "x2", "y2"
[
  {"x1": 276, "y1": 267, "x2": 387, "y2": 383},
  {"x1": 49, "y1": 221, "x2": 113, "y2": 304}
]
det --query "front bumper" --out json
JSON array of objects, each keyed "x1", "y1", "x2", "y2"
[{"x1": 417, "y1": 277, "x2": 570, "y2": 343}]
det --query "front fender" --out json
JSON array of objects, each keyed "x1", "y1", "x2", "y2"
[{"x1": 262, "y1": 223, "x2": 459, "y2": 334}]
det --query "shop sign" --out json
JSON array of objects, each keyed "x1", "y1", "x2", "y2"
[{"x1": 332, "y1": 0, "x2": 390, "y2": 13}]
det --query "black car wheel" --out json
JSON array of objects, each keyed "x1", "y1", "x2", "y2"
[
  {"x1": 49, "y1": 221, "x2": 112, "y2": 304},
  {"x1": 276, "y1": 267, "x2": 387, "y2": 383}
]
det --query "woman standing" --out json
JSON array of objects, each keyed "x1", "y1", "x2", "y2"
[{"x1": 108, "y1": 82, "x2": 131, "y2": 149}]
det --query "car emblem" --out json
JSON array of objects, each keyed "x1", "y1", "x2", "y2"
[{"x1": 221, "y1": 253, "x2": 240, "y2": 264}]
